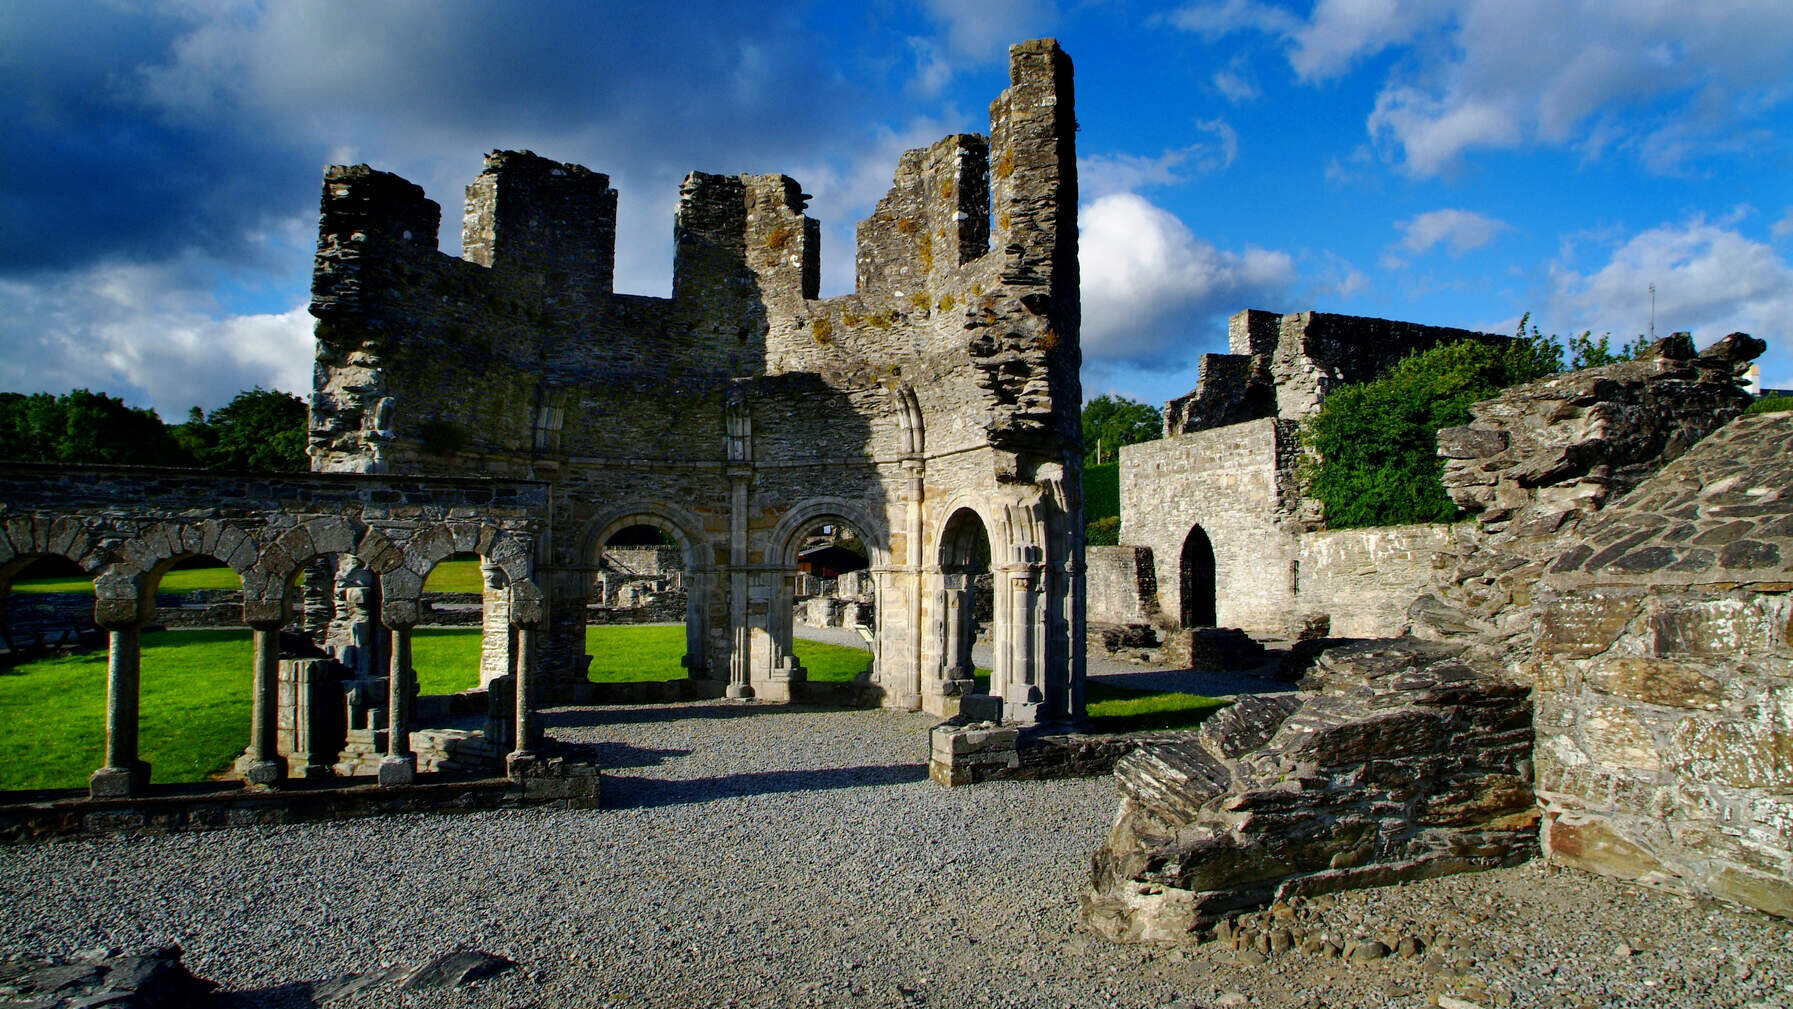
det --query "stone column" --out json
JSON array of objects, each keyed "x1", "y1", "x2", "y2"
[
  {"x1": 234, "y1": 621, "x2": 287, "y2": 787},
  {"x1": 726, "y1": 466, "x2": 754, "y2": 699},
  {"x1": 899, "y1": 457, "x2": 925, "y2": 709},
  {"x1": 379, "y1": 620, "x2": 416, "y2": 786},
  {"x1": 512, "y1": 623, "x2": 538, "y2": 758},
  {"x1": 89, "y1": 618, "x2": 149, "y2": 798},
  {"x1": 1005, "y1": 561, "x2": 1044, "y2": 724}
]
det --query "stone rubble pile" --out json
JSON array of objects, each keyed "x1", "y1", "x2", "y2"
[
  {"x1": 0, "y1": 945, "x2": 216, "y2": 1008},
  {"x1": 1082, "y1": 638, "x2": 1536, "y2": 942}
]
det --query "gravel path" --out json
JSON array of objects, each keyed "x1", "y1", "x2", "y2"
[{"x1": 2, "y1": 700, "x2": 1789, "y2": 1008}]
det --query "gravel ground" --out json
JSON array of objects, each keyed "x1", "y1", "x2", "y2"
[{"x1": 2, "y1": 699, "x2": 1789, "y2": 1009}]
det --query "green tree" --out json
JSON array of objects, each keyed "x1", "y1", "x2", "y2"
[
  {"x1": 1299, "y1": 335, "x2": 1561, "y2": 528},
  {"x1": 1082, "y1": 394, "x2": 1161, "y2": 464},
  {"x1": 200, "y1": 388, "x2": 309, "y2": 471},
  {"x1": 0, "y1": 389, "x2": 192, "y2": 466},
  {"x1": 1566, "y1": 331, "x2": 1649, "y2": 369}
]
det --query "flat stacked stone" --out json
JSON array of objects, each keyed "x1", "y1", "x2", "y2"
[
  {"x1": 1081, "y1": 638, "x2": 1536, "y2": 942},
  {"x1": 1530, "y1": 410, "x2": 1793, "y2": 918}
]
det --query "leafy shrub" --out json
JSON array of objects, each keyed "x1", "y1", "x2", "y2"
[
  {"x1": 1083, "y1": 394, "x2": 1160, "y2": 465},
  {"x1": 1084, "y1": 461, "x2": 1120, "y2": 522},
  {"x1": 1746, "y1": 394, "x2": 1793, "y2": 415},
  {"x1": 1086, "y1": 515, "x2": 1120, "y2": 546},
  {"x1": 1299, "y1": 336, "x2": 1560, "y2": 528}
]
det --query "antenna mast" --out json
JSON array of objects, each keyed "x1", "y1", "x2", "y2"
[{"x1": 1649, "y1": 283, "x2": 1656, "y2": 340}]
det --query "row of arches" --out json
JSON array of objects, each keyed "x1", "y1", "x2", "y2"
[{"x1": 0, "y1": 513, "x2": 544, "y2": 798}]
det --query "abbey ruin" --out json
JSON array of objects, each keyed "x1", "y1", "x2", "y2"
[{"x1": 1, "y1": 37, "x2": 1789, "y2": 976}]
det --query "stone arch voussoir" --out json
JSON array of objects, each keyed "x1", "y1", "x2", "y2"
[
  {"x1": 580, "y1": 502, "x2": 708, "y2": 572},
  {"x1": 768, "y1": 496, "x2": 891, "y2": 570}
]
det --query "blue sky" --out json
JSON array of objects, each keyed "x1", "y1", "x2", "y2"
[{"x1": 3, "y1": 0, "x2": 1790, "y2": 417}]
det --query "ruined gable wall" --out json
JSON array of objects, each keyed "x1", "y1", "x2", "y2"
[
  {"x1": 1269, "y1": 312, "x2": 1506, "y2": 424},
  {"x1": 1118, "y1": 419, "x2": 1299, "y2": 636}
]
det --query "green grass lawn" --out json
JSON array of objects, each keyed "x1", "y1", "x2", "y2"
[
  {"x1": 0, "y1": 624, "x2": 1224, "y2": 793},
  {"x1": 0, "y1": 629, "x2": 252, "y2": 791},
  {"x1": 967, "y1": 671, "x2": 1227, "y2": 732},
  {"x1": 408, "y1": 625, "x2": 876, "y2": 691},
  {"x1": 13, "y1": 557, "x2": 488, "y2": 596},
  {"x1": 1085, "y1": 679, "x2": 1229, "y2": 733},
  {"x1": 10, "y1": 567, "x2": 244, "y2": 595},
  {"x1": 421, "y1": 558, "x2": 486, "y2": 594}
]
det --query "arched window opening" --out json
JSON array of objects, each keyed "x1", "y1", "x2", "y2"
[
  {"x1": 938, "y1": 508, "x2": 993, "y2": 696},
  {"x1": 585, "y1": 521, "x2": 695, "y2": 690}
]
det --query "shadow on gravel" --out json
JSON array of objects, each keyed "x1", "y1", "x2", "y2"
[
  {"x1": 579, "y1": 740, "x2": 692, "y2": 769},
  {"x1": 542, "y1": 702, "x2": 856, "y2": 729},
  {"x1": 218, "y1": 981, "x2": 318, "y2": 1008},
  {"x1": 604, "y1": 763, "x2": 928, "y2": 809}
]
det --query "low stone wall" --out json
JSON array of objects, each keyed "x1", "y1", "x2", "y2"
[
  {"x1": 0, "y1": 755, "x2": 600, "y2": 844},
  {"x1": 1085, "y1": 545, "x2": 1160, "y2": 626},
  {"x1": 928, "y1": 721, "x2": 1214, "y2": 787},
  {"x1": 1082, "y1": 639, "x2": 1536, "y2": 942},
  {"x1": 1294, "y1": 524, "x2": 1473, "y2": 638}
]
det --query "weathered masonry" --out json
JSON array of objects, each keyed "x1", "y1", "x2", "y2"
[
  {"x1": 0, "y1": 39, "x2": 1083, "y2": 823},
  {"x1": 1111, "y1": 309, "x2": 1500, "y2": 641},
  {"x1": 307, "y1": 39, "x2": 1086, "y2": 724},
  {"x1": 0, "y1": 466, "x2": 563, "y2": 798}
]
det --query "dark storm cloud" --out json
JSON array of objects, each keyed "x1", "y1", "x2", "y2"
[{"x1": 0, "y1": 1, "x2": 878, "y2": 283}]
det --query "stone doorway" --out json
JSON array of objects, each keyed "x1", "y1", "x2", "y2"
[{"x1": 1178, "y1": 524, "x2": 1216, "y2": 628}]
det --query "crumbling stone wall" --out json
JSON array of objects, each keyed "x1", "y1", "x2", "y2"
[
  {"x1": 307, "y1": 40, "x2": 1085, "y2": 721},
  {"x1": 1419, "y1": 332, "x2": 1765, "y2": 643},
  {"x1": 1083, "y1": 330, "x2": 1775, "y2": 939},
  {"x1": 1529, "y1": 412, "x2": 1792, "y2": 918},
  {"x1": 1164, "y1": 310, "x2": 1505, "y2": 435}
]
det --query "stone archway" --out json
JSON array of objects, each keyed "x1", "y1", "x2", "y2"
[
  {"x1": 1179, "y1": 524, "x2": 1217, "y2": 629},
  {"x1": 936, "y1": 506, "x2": 993, "y2": 698}
]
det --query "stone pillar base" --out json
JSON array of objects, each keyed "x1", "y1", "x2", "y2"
[
  {"x1": 235, "y1": 755, "x2": 287, "y2": 788},
  {"x1": 377, "y1": 754, "x2": 417, "y2": 787},
  {"x1": 892, "y1": 692, "x2": 922, "y2": 711},
  {"x1": 725, "y1": 684, "x2": 755, "y2": 699},
  {"x1": 89, "y1": 762, "x2": 150, "y2": 799},
  {"x1": 959, "y1": 694, "x2": 1004, "y2": 722}
]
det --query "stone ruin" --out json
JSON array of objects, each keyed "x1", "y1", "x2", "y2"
[
  {"x1": 1082, "y1": 330, "x2": 1791, "y2": 935},
  {"x1": 1090, "y1": 309, "x2": 1507, "y2": 655},
  {"x1": 0, "y1": 32, "x2": 1787, "y2": 945},
  {"x1": 306, "y1": 37, "x2": 1084, "y2": 722},
  {"x1": 0, "y1": 39, "x2": 1086, "y2": 831}
]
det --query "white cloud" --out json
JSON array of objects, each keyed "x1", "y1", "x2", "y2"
[
  {"x1": 1211, "y1": 61, "x2": 1260, "y2": 103},
  {"x1": 911, "y1": 0, "x2": 1058, "y2": 93},
  {"x1": 1547, "y1": 216, "x2": 1793, "y2": 384},
  {"x1": 1771, "y1": 208, "x2": 1793, "y2": 241},
  {"x1": 1169, "y1": 0, "x2": 1793, "y2": 177},
  {"x1": 1166, "y1": 0, "x2": 1298, "y2": 40},
  {"x1": 1396, "y1": 209, "x2": 1509, "y2": 256},
  {"x1": 1079, "y1": 122, "x2": 1238, "y2": 198},
  {"x1": 1079, "y1": 192, "x2": 1297, "y2": 365},
  {"x1": 0, "y1": 260, "x2": 314, "y2": 418}
]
